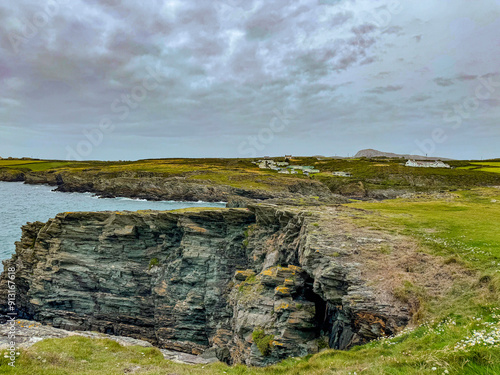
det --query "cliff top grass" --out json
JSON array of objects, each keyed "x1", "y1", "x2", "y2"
[
  {"x1": 342, "y1": 187, "x2": 500, "y2": 324},
  {"x1": 459, "y1": 161, "x2": 500, "y2": 174},
  {"x1": 2, "y1": 157, "x2": 500, "y2": 194},
  {"x1": 351, "y1": 187, "x2": 500, "y2": 274}
]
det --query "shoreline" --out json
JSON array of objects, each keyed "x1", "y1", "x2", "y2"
[
  {"x1": 0, "y1": 180, "x2": 229, "y2": 205},
  {"x1": 0, "y1": 168, "x2": 339, "y2": 207}
]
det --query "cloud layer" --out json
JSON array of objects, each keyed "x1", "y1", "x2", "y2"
[{"x1": 1, "y1": 0, "x2": 499, "y2": 159}]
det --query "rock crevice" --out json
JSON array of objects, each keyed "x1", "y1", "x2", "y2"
[{"x1": 1, "y1": 205, "x2": 413, "y2": 366}]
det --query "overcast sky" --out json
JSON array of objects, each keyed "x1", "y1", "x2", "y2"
[{"x1": 1, "y1": 0, "x2": 499, "y2": 160}]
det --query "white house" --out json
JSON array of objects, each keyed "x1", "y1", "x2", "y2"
[
  {"x1": 304, "y1": 168, "x2": 320, "y2": 174},
  {"x1": 258, "y1": 160, "x2": 276, "y2": 169},
  {"x1": 405, "y1": 160, "x2": 451, "y2": 168},
  {"x1": 333, "y1": 171, "x2": 352, "y2": 177}
]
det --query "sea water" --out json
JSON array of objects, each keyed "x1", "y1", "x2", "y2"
[{"x1": 0, "y1": 181, "x2": 226, "y2": 261}]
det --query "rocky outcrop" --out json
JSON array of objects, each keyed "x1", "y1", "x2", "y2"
[
  {"x1": 0, "y1": 169, "x2": 25, "y2": 182},
  {"x1": 1, "y1": 204, "x2": 422, "y2": 366},
  {"x1": 0, "y1": 169, "x2": 338, "y2": 205},
  {"x1": 0, "y1": 209, "x2": 253, "y2": 354}
]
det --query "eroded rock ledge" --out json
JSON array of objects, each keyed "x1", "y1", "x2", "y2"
[{"x1": 0, "y1": 204, "x2": 418, "y2": 366}]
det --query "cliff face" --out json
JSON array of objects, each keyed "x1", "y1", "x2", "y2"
[
  {"x1": 0, "y1": 205, "x2": 414, "y2": 366},
  {"x1": 0, "y1": 170, "x2": 338, "y2": 205},
  {"x1": 0, "y1": 169, "x2": 25, "y2": 182}
]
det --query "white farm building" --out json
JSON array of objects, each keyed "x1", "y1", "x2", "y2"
[{"x1": 405, "y1": 160, "x2": 451, "y2": 168}]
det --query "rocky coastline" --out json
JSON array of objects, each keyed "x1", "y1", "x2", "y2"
[
  {"x1": 0, "y1": 169, "x2": 339, "y2": 207},
  {"x1": 0, "y1": 201, "x2": 455, "y2": 366}
]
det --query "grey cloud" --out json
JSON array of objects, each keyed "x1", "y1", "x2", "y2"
[
  {"x1": 409, "y1": 94, "x2": 431, "y2": 102},
  {"x1": 330, "y1": 11, "x2": 354, "y2": 27},
  {"x1": 367, "y1": 85, "x2": 403, "y2": 94},
  {"x1": 456, "y1": 74, "x2": 477, "y2": 81},
  {"x1": 382, "y1": 26, "x2": 404, "y2": 35},
  {"x1": 433, "y1": 78, "x2": 455, "y2": 86},
  {"x1": 351, "y1": 23, "x2": 377, "y2": 35},
  {"x1": 360, "y1": 57, "x2": 375, "y2": 65}
]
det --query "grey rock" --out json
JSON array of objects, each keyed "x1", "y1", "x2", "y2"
[{"x1": 0, "y1": 204, "x2": 416, "y2": 366}]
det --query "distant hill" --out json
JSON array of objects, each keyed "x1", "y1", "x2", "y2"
[{"x1": 354, "y1": 149, "x2": 452, "y2": 161}]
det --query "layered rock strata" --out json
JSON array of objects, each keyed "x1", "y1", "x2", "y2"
[{"x1": 1, "y1": 204, "x2": 417, "y2": 365}]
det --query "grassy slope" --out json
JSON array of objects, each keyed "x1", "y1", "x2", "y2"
[
  {"x1": 457, "y1": 161, "x2": 500, "y2": 175},
  {"x1": 354, "y1": 188, "x2": 500, "y2": 272},
  {"x1": 2, "y1": 189, "x2": 500, "y2": 374}
]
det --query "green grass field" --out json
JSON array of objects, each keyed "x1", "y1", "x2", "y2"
[
  {"x1": 7, "y1": 162, "x2": 78, "y2": 171},
  {"x1": 0, "y1": 160, "x2": 46, "y2": 166},
  {"x1": 457, "y1": 161, "x2": 500, "y2": 174},
  {"x1": 353, "y1": 188, "x2": 500, "y2": 272},
  {"x1": 1, "y1": 188, "x2": 499, "y2": 374}
]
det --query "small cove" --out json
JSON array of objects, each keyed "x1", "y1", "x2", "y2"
[{"x1": 0, "y1": 181, "x2": 226, "y2": 261}]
